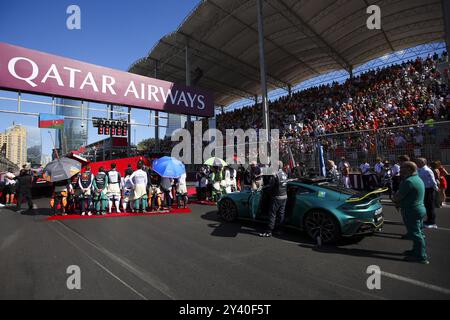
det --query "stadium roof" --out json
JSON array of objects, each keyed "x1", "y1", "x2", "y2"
[{"x1": 129, "y1": 0, "x2": 445, "y2": 107}]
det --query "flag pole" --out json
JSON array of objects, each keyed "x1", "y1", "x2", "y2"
[{"x1": 48, "y1": 131, "x2": 60, "y2": 160}]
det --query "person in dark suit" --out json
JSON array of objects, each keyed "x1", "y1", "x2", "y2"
[
  {"x1": 259, "y1": 161, "x2": 288, "y2": 238},
  {"x1": 15, "y1": 168, "x2": 34, "y2": 212}
]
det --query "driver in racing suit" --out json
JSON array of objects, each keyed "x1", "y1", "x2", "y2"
[
  {"x1": 93, "y1": 167, "x2": 109, "y2": 215},
  {"x1": 107, "y1": 163, "x2": 122, "y2": 214},
  {"x1": 130, "y1": 161, "x2": 148, "y2": 213},
  {"x1": 79, "y1": 167, "x2": 94, "y2": 216}
]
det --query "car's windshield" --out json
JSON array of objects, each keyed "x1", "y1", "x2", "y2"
[{"x1": 316, "y1": 183, "x2": 359, "y2": 195}]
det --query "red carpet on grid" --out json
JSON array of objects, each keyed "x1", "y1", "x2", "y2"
[
  {"x1": 46, "y1": 207, "x2": 191, "y2": 221},
  {"x1": 189, "y1": 200, "x2": 217, "y2": 206}
]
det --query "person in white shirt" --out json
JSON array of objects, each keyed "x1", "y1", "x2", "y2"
[
  {"x1": 176, "y1": 172, "x2": 188, "y2": 208},
  {"x1": 223, "y1": 166, "x2": 233, "y2": 194},
  {"x1": 229, "y1": 166, "x2": 237, "y2": 192},
  {"x1": 106, "y1": 163, "x2": 122, "y2": 214},
  {"x1": 339, "y1": 158, "x2": 350, "y2": 189},
  {"x1": 416, "y1": 158, "x2": 439, "y2": 228},
  {"x1": 130, "y1": 161, "x2": 148, "y2": 213},
  {"x1": 391, "y1": 161, "x2": 401, "y2": 193},
  {"x1": 391, "y1": 162, "x2": 401, "y2": 176},
  {"x1": 199, "y1": 171, "x2": 209, "y2": 201},
  {"x1": 121, "y1": 168, "x2": 134, "y2": 212},
  {"x1": 374, "y1": 158, "x2": 384, "y2": 187},
  {"x1": 374, "y1": 158, "x2": 384, "y2": 174},
  {"x1": 4, "y1": 168, "x2": 16, "y2": 206},
  {"x1": 360, "y1": 161, "x2": 371, "y2": 191},
  {"x1": 338, "y1": 157, "x2": 347, "y2": 173},
  {"x1": 160, "y1": 176, "x2": 174, "y2": 208}
]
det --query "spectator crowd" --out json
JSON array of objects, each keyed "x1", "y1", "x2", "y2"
[{"x1": 214, "y1": 52, "x2": 450, "y2": 167}]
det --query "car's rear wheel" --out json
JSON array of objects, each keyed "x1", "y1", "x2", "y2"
[
  {"x1": 304, "y1": 210, "x2": 340, "y2": 244},
  {"x1": 218, "y1": 198, "x2": 238, "y2": 222}
]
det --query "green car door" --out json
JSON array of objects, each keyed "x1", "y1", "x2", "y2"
[
  {"x1": 248, "y1": 186, "x2": 272, "y2": 220},
  {"x1": 285, "y1": 185, "x2": 316, "y2": 227}
]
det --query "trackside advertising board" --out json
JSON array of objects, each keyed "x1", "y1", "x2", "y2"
[{"x1": 0, "y1": 42, "x2": 214, "y2": 117}]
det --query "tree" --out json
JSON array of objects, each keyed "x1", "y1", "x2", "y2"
[{"x1": 137, "y1": 138, "x2": 158, "y2": 151}]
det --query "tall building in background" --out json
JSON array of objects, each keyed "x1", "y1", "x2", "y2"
[
  {"x1": 0, "y1": 125, "x2": 27, "y2": 168},
  {"x1": 26, "y1": 126, "x2": 42, "y2": 165},
  {"x1": 164, "y1": 114, "x2": 201, "y2": 138},
  {"x1": 55, "y1": 99, "x2": 89, "y2": 155},
  {"x1": 165, "y1": 114, "x2": 188, "y2": 138}
]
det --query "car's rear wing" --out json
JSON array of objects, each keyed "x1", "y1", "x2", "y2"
[{"x1": 345, "y1": 188, "x2": 388, "y2": 203}]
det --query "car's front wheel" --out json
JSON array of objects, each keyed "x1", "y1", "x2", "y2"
[
  {"x1": 304, "y1": 210, "x2": 340, "y2": 244},
  {"x1": 218, "y1": 198, "x2": 238, "y2": 222}
]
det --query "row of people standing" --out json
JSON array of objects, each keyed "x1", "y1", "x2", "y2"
[
  {"x1": 326, "y1": 157, "x2": 405, "y2": 192},
  {"x1": 1, "y1": 166, "x2": 35, "y2": 211},
  {"x1": 325, "y1": 158, "x2": 350, "y2": 188},
  {"x1": 195, "y1": 162, "x2": 266, "y2": 202},
  {"x1": 326, "y1": 156, "x2": 448, "y2": 206},
  {"x1": 51, "y1": 161, "x2": 188, "y2": 216},
  {"x1": 359, "y1": 156, "x2": 447, "y2": 207},
  {"x1": 358, "y1": 158, "x2": 397, "y2": 198},
  {"x1": 196, "y1": 165, "x2": 238, "y2": 202}
]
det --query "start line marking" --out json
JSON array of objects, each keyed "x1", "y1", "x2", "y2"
[
  {"x1": 381, "y1": 271, "x2": 450, "y2": 295},
  {"x1": 280, "y1": 235, "x2": 450, "y2": 296},
  {"x1": 383, "y1": 220, "x2": 450, "y2": 232},
  {"x1": 432, "y1": 227, "x2": 450, "y2": 232}
]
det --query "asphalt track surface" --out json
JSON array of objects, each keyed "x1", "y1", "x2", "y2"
[{"x1": 1, "y1": 197, "x2": 450, "y2": 300}]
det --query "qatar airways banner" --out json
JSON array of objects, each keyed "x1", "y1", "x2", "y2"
[{"x1": 0, "y1": 42, "x2": 214, "y2": 117}]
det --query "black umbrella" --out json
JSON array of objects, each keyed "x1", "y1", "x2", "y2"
[{"x1": 42, "y1": 157, "x2": 82, "y2": 183}]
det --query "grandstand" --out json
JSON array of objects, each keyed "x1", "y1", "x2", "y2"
[
  {"x1": 217, "y1": 52, "x2": 450, "y2": 168},
  {"x1": 129, "y1": 0, "x2": 449, "y2": 170}
]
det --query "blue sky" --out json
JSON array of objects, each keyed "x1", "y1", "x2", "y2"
[{"x1": 0, "y1": 0, "x2": 200, "y2": 157}]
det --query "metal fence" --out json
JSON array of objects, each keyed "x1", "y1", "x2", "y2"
[
  {"x1": 281, "y1": 121, "x2": 450, "y2": 172},
  {"x1": 113, "y1": 120, "x2": 450, "y2": 176}
]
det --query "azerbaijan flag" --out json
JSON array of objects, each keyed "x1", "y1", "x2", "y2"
[{"x1": 39, "y1": 114, "x2": 65, "y2": 129}]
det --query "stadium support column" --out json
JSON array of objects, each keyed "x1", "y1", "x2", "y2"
[
  {"x1": 257, "y1": 0, "x2": 270, "y2": 148},
  {"x1": 109, "y1": 104, "x2": 113, "y2": 160},
  {"x1": 444, "y1": 0, "x2": 450, "y2": 58},
  {"x1": 127, "y1": 106, "x2": 131, "y2": 156},
  {"x1": 185, "y1": 44, "x2": 192, "y2": 129},
  {"x1": 154, "y1": 60, "x2": 160, "y2": 152},
  {"x1": 288, "y1": 85, "x2": 292, "y2": 98}
]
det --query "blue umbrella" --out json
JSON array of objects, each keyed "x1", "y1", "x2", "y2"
[{"x1": 152, "y1": 157, "x2": 186, "y2": 178}]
